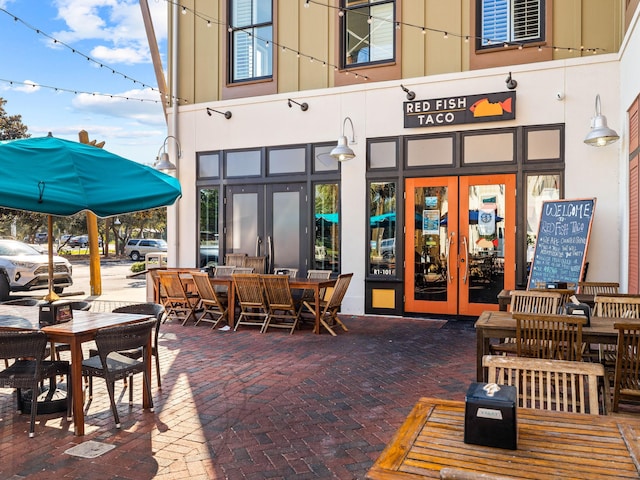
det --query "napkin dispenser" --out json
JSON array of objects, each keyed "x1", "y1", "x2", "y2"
[
  {"x1": 464, "y1": 382, "x2": 517, "y2": 450},
  {"x1": 39, "y1": 300, "x2": 74, "y2": 326},
  {"x1": 565, "y1": 303, "x2": 591, "y2": 327}
]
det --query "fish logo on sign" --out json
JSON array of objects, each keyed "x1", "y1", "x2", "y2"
[{"x1": 469, "y1": 97, "x2": 513, "y2": 118}]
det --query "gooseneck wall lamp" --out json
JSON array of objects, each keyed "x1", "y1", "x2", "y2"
[
  {"x1": 584, "y1": 94, "x2": 620, "y2": 147},
  {"x1": 206, "y1": 107, "x2": 232, "y2": 119},
  {"x1": 329, "y1": 117, "x2": 356, "y2": 162},
  {"x1": 154, "y1": 135, "x2": 182, "y2": 173}
]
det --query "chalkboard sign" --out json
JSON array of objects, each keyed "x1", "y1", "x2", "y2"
[{"x1": 527, "y1": 198, "x2": 596, "y2": 289}]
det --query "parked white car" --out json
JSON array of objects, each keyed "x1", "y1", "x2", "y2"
[
  {"x1": 124, "y1": 238, "x2": 168, "y2": 261},
  {"x1": 0, "y1": 239, "x2": 73, "y2": 301}
]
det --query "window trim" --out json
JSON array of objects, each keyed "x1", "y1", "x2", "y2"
[
  {"x1": 227, "y1": 0, "x2": 274, "y2": 84},
  {"x1": 476, "y1": 0, "x2": 545, "y2": 51}
]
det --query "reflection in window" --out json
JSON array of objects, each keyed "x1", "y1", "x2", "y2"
[
  {"x1": 199, "y1": 188, "x2": 220, "y2": 267},
  {"x1": 526, "y1": 174, "x2": 560, "y2": 263},
  {"x1": 369, "y1": 182, "x2": 396, "y2": 276},
  {"x1": 314, "y1": 184, "x2": 339, "y2": 273},
  {"x1": 229, "y1": 0, "x2": 272, "y2": 83},
  {"x1": 343, "y1": 0, "x2": 394, "y2": 67}
]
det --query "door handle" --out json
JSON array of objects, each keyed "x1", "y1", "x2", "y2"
[
  {"x1": 255, "y1": 236, "x2": 262, "y2": 256},
  {"x1": 447, "y1": 232, "x2": 455, "y2": 283},
  {"x1": 267, "y1": 235, "x2": 273, "y2": 273},
  {"x1": 461, "y1": 236, "x2": 469, "y2": 284}
]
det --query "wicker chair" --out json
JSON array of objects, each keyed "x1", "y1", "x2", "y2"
[
  {"x1": 261, "y1": 274, "x2": 300, "y2": 334},
  {"x1": 82, "y1": 318, "x2": 156, "y2": 428},
  {"x1": 0, "y1": 330, "x2": 71, "y2": 437},
  {"x1": 191, "y1": 272, "x2": 228, "y2": 329},
  {"x1": 112, "y1": 303, "x2": 166, "y2": 388},
  {"x1": 233, "y1": 274, "x2": 270, "y2": 332}
]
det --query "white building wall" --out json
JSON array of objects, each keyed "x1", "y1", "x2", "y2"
[{"x1": 171, "y1": 55, "x2": 624, "y2": 313}]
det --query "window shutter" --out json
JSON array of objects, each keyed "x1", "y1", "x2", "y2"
[
  {"x1": 512, "y1": 0, "x2": 541, "y2": 41},
  {"x1": 629, "y1": 155, "x2": 639, "y2": 293},
  {"x1": 481, "y1": 0, "x2": 509, "y2": 45}
]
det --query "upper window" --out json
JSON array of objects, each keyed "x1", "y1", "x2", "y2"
[
  {"x1": 478, "y1": 0, "x2": 544, "y2": 49},
  {"x1": 342, "y1": 0, "x2": 395, "y2": 68},
  {"x1": 229, "y1": 0, "x2": 272, "y2": 83}
]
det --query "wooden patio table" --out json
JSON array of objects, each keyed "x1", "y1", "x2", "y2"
[
  {"x1": 0, "y1": 304, "x2": 153, "y2": 436},
  {"x1": 474, "y1": 310, "x2": 625, "y2": 382},
  {"x1": 366, "y1": 397, "x2": 640, "y2": 479}
]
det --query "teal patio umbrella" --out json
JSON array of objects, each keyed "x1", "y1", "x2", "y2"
[{"x1": 0, "y1": 135, "x2": 182, "y2": 300}]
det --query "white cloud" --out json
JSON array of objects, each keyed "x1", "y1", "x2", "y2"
[
  {"x1": 51, "y1": 0, "x2": 167, "y2": 65},
  {"x1": 7, "y1": 80, "x2": 41, "y2": 93}
]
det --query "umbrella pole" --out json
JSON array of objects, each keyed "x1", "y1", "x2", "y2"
[{"x1": 44, "y1": 215, "x2": 59, "y2": 302}]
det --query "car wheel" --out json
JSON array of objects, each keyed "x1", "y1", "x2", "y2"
[
  {"x1": 0, "y1": 274, "x2": 9, "y2": 302},
  {"x1": 131, "y1": 251, "x2": 141, "y2": 261},
  {"x1": 53, "y1": 286, "x2": 64, "y2": 294}
]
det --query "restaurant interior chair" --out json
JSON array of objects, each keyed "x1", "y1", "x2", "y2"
[
  {"x1": 489, "y1": 290, "x2": 562, "y2": 356},
  {"x1": 301, "y1": 273, "x2": 353, "y2": 336},
  {"x1": 612, "y1": 322, "x2": 640, "y2": 412},
  {"x1": 81, "y1": 318, "x2": 156, "y2": 428},
  {"x1": 514, "y1": 313, "x2": 585, "y2": 361},
  {"x1": 233, "y1": 273, "x2": 270, "y2": 332},
  {"x1": 157, "y1": 270, "x2": 198, "y2": 326},
  {"x1": 439, "y1": 467, "x2": 518, "y2": 480},
  {"x1": 243, "y1": 256, "x2": 267, "y2": 274},
  {"x1": 261, "y1": 274, "x2": 300, "y2": 334},
  {"x1": 577, "y1": 281, "x2": 620, "y2": 295},
  {"x1": 0, "y1": 329, "x2": 72, "y2": 437},
  {"x1": 191, "y1": 272, "x2": 228, "y2": 330},
  {"x1": 111, "y1": 303, "x2": 166, "y2": 388},
  {"x1": 484, "y1": 355, "x2": 608, "y2": 415},
  {"x1": 224, "y1": 253, "x2": 247, "y2": 267}
]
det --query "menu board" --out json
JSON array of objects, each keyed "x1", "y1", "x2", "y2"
[{"x1": 527, "y1": 198, "x2": 596, "y2": 289}]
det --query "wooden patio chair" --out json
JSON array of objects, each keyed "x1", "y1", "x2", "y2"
[
  {"x1": 490, "y1": 291, "x2": 561, "y2": 356},
  {"x1": 225, "y1": 253, "x2": 247, "y2": 267},
  {"x1": 233, "y1": 267, "x2": 254, "y2": 274},
  {"x1": 243, "y1": 256, "x2": 267, "y2": 274},
  {"x1": 191, "y1": 272, "x2": 228, "y2": 329},
  {"x1": 214, "y1": 265, "x2": 236, "y2": 276},
  {"x1": 577, "y1": 281, "x2": 620, "y2": 295},
  {"x1": 148, "y1": 268, "x2": 168, "y2": 308},
  {"x1": 612, "y1": 322, "x2": 640, "y2": 412},
  {"x1": 261, "y1": 274, "x2": 300, "y2": 334},
  {"x1": 233, "y1": 273, "x2": 270, "y2": 332},
  {"x1": 591, "y1": 295, "x2": 640, "y2": 368},
  {"x1": 484, "y1": 355, "x2": 608, "y2": 415},
  {"x1": 528, "y1": 288, "x2": 575, "y2": 314},
  {"x1": 302, "y1": 273, "x2": 353, "y2": 336},
  {"x1": 157, "y1": 270, "x2": 198, "y2": 326},
  {"x1": 514, "y1": 313, "x2": 585, "y2": 361}
]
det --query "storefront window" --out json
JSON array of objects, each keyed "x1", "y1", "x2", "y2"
[
  {"x1": 199, "y1": 188, "x2": 220, "y2": 267},
  {"x1": 369, "y1": 182, "x2": 396, "y2": 276},
  {"x1": 314, "y1": 183, "x2": 339, "y2": 273},
  {"x1": 526, "y1": 174, "x2": 560, "y2": 264}
]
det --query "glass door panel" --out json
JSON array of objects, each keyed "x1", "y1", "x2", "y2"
[
  {"x1": 405, "y1": 177, "x2": 458, "y2": 315},
  {"x1": 227, "y1": 185, "x2": 262, "y2": 257},
  {"x1": 458, "y1": 175, "x2": 515, "y2": 316},
  {"x1": 267, "y1": 184, "x2": 307, "y2": 273}
]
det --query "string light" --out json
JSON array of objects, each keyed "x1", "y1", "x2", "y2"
[
  {"x1": 0, "y1": 78, "x2": 169, "y2": 104},
  {"x1": 0, "y1": 7, "x2": 187, "y2": 105}
]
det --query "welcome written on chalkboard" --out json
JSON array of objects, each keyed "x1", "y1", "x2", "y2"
[{"x1": 527, "y1": 198, "x2": 596, "y2": 289}]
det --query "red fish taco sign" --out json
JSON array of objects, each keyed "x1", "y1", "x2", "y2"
[{"x1": 404, "y1": 91, "x2": 516, "y2": 128}]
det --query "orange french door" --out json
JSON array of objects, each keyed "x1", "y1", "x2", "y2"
[{"x1": 405, "y1": 175, "x2": 515, "y2": 316}]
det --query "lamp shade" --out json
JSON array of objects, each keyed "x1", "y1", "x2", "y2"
[
  {"x1": 155, "y1": 152, "x2": 177, "y2": 172},
  {"x1": 584, "y1": 94, "x2": 619, "y2": 147},
  {"x1": 330, "y1": 135, "x2": 356, "y2": 162}
]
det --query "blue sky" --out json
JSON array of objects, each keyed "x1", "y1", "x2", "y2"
[{"x1": 0, "y1": 0, "x2": 167, "y2": 164}]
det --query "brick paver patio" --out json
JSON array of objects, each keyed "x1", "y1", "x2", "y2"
[{"x1": 0, "y1": 313, "x2": 476, "y2": 480}]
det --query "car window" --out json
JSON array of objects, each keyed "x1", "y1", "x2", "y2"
[
  {"x1": 0, "y1": 240, "x2": 41, "y2": 256},
  {"x1": 126, "y1": 240, "x2": 138, "y2": 246}
]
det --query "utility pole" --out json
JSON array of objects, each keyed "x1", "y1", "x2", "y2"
[{"x1": 78, "y1": 130, "x2": 104, "y2": 295}]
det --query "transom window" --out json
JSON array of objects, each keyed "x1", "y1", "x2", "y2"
[
  {"x1": 478, "y1": 0, "x2": 543, "y2": 48},
  {"x1": 229, "y1": 0, "x2": 272, "y2": 83},
  {"x1": 342, "y1": 0, "x2": 395, "y2": 67}
]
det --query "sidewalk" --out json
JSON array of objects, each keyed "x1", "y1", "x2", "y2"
[{"x1": 0, "y1": 307, "x2": 477, "y2": 479}]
